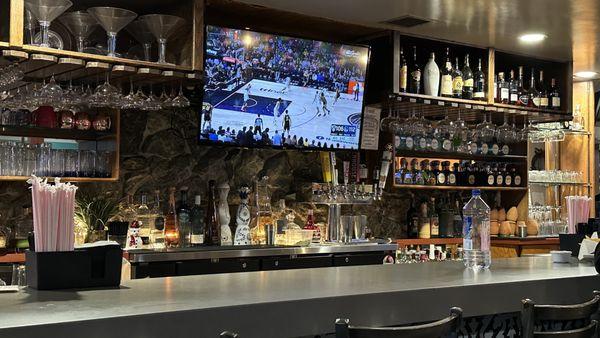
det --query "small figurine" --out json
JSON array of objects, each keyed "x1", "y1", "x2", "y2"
[
  {"x1": 233, "y1": 185, "x2": 252, "y2": 245},
  {"x1": 127, "y1": 221, "x2": 143, "y2": 249}
]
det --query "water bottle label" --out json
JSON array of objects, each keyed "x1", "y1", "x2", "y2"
[
  {"x1": 481, "y1": 220, "x2": 490, "y2": 251},
  {"x1": 464, "y1": 216, "x2": 473, "y2": 246},
  {"x1": 463, "y1": 238, "x2": 473, "y2": 250}
]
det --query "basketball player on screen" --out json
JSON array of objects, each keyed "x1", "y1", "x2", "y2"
[
  {"x1": 283, "y1": 111, "x2": 291, "y2": 136},
  {"x1": 353, "y1": 82, "x2": 360, "y2": 101},
  {"x1": 320, "y1": 91, "x2": 331, "y2": 116},
  {"x1": 202, "y1": 105, "x2": 213, "y2": 131},
  {"x1": 241, "y1": 83, "x2": 252, "y2": 112},
  {"x1": 333, "y1": 88, "x2": 341, "y2": 106},
  {"x1": 281, "y1": 76, "x2": 291, "y2": 93}
]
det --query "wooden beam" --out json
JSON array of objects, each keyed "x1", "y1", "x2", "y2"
[
  {"x1": 9, "y1": 0, "x2": 24, "y2": 47},
  {"x1": 192, "y1": 0, "x2": 204, "y2": 71},
  {"x1": 487, "y1": 48, "x2": 495, "y2": 104}
]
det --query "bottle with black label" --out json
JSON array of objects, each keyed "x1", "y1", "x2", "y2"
[
  {"x1": 429, "y1": 197, "x2": 440, "y2": 238},
  {"x1": 462, "y1": 54, "x2": 473, "y2": 99},
  {"x1": 529, "y1": 68, "x2": 540, "y2": 107},
  {"x1": 439, "y1": 196, "x2": 454, "y2": 237},
  {"x1": 404, "y1": 159, "x2": 414, "y2": 184},
  {"x1": 418, "y1": 202, "x2": 431, "y2": 239},
  {"x1": 517, "y1": 66, "x2": 529, "y2": 106},
  {"x1": 443, "y1": 161, "x2": 455, "y2": 185},
  {"x1": 440, "y1": 47, "x2": 453, "y2": 97},
  {"x1": 414, "y1": 159, "x2": 425, "y2": 185},
  {"x1": 538, "y1": 70, "x2": 548, "y2": 108},
  {"x1": 509, "y1": 70, "x2": 519, "y2": 105},
  {"x1": 422, "y1": 160, "x2": 436, "y2": 186},
  {"x1": 452, "y1": 57, "x2": 463, "y2": 98},
  {"x1": 406, "y1": 197, "x2": 419, "y2": 238},
  {"x1": 504, "y1": 164, "x2": 513, "y2": 186},
  {"x1": 494, "y1": 164, "x2": 504, "y2": 186},
  {"x1": 486, "y1": 164, "x2": 495, "y2": 186},
  {"x1": 409, "y1": 46, "x2": 421, "y2": 94},
  {"x1": 549, "y1": 78, "x2": 561, "y2": 110},
  {"x1": 399, "y1": 47, "x2": 408, "y2": 93},
  {"x1": 452, "y1": 197, "x2": 463, "y2": 237},
  {"x1": 467, "y1": 163, "x2": 477, "y2": 186},
  {"x1": 473, "y1": 58, "x2": 486, "y2": 100}
]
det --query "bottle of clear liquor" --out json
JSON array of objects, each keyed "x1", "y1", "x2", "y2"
[
  {"x1": 204, "y1": 180, "x2": 221, "y2": 246},
  {"x1": 164, "y1": 187, "x2": 179, "y2": 248},
  {"x1": 177, "y1": 187, "x2": 191, "y2": 247},
  {"x1": 149, "y1": 190, "x2": 165, "y2": 247},
  {"x1": 529, "y1": 68, "x2": 540, "y2": 107}
]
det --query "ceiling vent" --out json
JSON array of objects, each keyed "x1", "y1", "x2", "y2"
[{"x1": 384, "y1": 15, "x2": 430, "y2": 28}]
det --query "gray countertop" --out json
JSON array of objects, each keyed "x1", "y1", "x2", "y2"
[
  {"x1": 0, "y1": 257, "x2": 599, "y2": 338},
  {"x1": 126, "y1": 243, "x2": 398, "y2": 263}
]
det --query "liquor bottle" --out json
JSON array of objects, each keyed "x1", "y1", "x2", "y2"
[
  {"x1": 538, "y1": 70, "x2": 549, "y2": 108},
  {"x1": 513, "y1": 167, "x2": 522, "y2": 186},
  {"x1": 448, "y1": 162, "x2": 458, "y2": 186},
  {"x1": 473, "y1": 58, "x2": 486, "y2": 100},
  {"x1": 164, "y1": 187, "x2": 179, "y2": 248},
  {"x1": 509, "y1": 70, "x2": 518, "y2": 105},
  {"x1": 497, "y1": 72, "x2": 509, "y2": 103},
  {"x1": 403, "y1": 159, "x2": 414, "y2": 184},
  {"x1": 503, "y1": 165, "x2": 512, "y2": 186},
  {"x1": 429, "y1": 197, "x2": 440, "y2": 238},
  {"x1": 440, "y1": 48, "x2": 453, "y2": 97},
  {"x1": 406, "y1": 197, "x2": 419, "y2": 238},
  {"x1": 485, "y1": 165, "x2": 495, "y2": 186},
  {"x1": 414, "y1": 159, "x2": 425, "y2": 185},
  {"x1": 190, "y1": 195, "x2": 205, "y2": 246},
  {"x1": 494, "y1": 165, "x2": 504, "y2": 186},
  {"x1": 439, "y1": 196, "x2": 454, "y2": 238},
  {"x1": 462, "y1": 54, "x2": 473, "y2": 99},
  {"x1": 493, "y1": 74, "x2": 497, "y2": 102},
  {"x1": 430, "y1": 126, "x2": 441, "y2": 151},
  {"x1": 466, "y1": 163, "x2": 477, "y2": 186},
  {"x1": 517, "y1": 66, "x2": 529, "y2": 106},
  {"x1": 396, "y1": 157, "x2": 409, "y2": 185},
  {"x1": 399, "y1": 47, "x2": 408, "y2": 93},
  {"x1": 422, "y1": 160, "x2": 435, "y2": 186},
  {"x1": 409, "y1": 46, "x2": 421, "y2": 94},
  {"x1": 452, "y1": 57, "x2": 463, "y2": 98},
  {"x1": 137, "y1": 193, "x2": 152, "y2": 239},
  {"x1": 452, "y1": 197, "x2": 463, "y2": 237},
  {"x1": 303, "y1": 209, "x2": 321, "y2": 243},
  {"x1": 423, "y1": 52, "x2": 440, "y2": 96},
  {"x1": 529, "y1": 69, "x2": 540, "y2": 107},
  {"x1": 150, "y1": 190, "x2": 165, "y2": 247},
  {"x1": 431, "y1": 160, "x2": 445, "y2": 185},
  {"x1": 549, "y1": 78, "x2": 561, "y2": 110},
  {"x1": 233, "y1": 186, "x2": 252, "y2": 245},
  {"x1": 204, "y1": 180, "x2": 221, "y2": 246},
  {"x1": 177, "y1": 187, "x2": 191, "y2": 247},
  {"x1": 418, "y1": 202, "x2": 431, "y2": 239},
  {"x1": 415, "y1": 129, "x2": 428, "y2": 151}
]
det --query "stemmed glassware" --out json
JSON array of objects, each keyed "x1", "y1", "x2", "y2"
[
  {"x1": 24, "y1": 0, "x2": 73, "y2": 48},
  {"x1": 88, "y1": 7, "x2": 137, "y2": 57},
  {"x1": 171, "y1": 82, "x2": 190, "y2": 108},
  {"x1": 0, "y1": 64, "x2": 25, "y2": 89},
  {"x1": 125, "y1": 20, "x2": 156, "y2": 61},
  {"x1": 59, "y1": 11, "x2": 99, "y2": 53},
  {"x1": 451, "y1": 109, "x2": 469, "y2": 153},
  {"x1": 139, "y1": 14, "x2": 186, "y2": 64}
]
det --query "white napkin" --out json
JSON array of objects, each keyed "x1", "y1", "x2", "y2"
[{"x1": 578, "y1": 238, "x2": 598, "y2": 260}]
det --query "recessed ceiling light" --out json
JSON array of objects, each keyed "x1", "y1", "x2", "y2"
[
  {"x1": 518, "y1": 33, "x2": 547, "y2": 43},
  {"x1": 574, "y1": 71, "x2": 598, "y2": 79}
]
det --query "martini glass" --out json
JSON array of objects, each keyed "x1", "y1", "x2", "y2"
[
  {"x1": 139, "y1": 14, "x2": 185, "y2": 64},
  {"x1": 126, "y1": 20, "x2": 155, "y2": 61},
  {"x1": 87, "y1": 7, "x2": 137, "y2": 57},
  {"x1": 25, "y1": 0, "x2": 72, "y2": 48},
  {"x1": 171, "y1": 82, "x2": 190, "y2": 108},
  {"x1": 59, "y1": 11, "x2": 98, "y2": 52}
]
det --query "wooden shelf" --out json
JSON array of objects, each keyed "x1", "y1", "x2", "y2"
[
  {"x1": 394, "y1": 150, "x2": 527, "y2": 162},
  {"x1": 0, "y1": 41, "x2": 9, "y2": 48},
  {"x1": 0, "y1": 176, "x2": 118, "y2": 182},
  {"x1": 393, "y1": 184, "x2": 527, "y2": 191},
  {"x1": 384, "y1": 92, "x2": 572, "y2": 123},
  {"x1": 396, "y1": 238, "x2": 463, "y2": 246},
  {"x1": 0, "y1": 253, "x2": 25, "y2": 264},
  {"x1": 0, "y1": 126, "x2": 114, "y2": 141},
  {"x1": 491, "y1": 237, "x2": 560, "y2": 246}
]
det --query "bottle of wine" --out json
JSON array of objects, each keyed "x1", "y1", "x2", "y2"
[
  {"x1": 539, "y1": 70, "x2": 548, "y2": 108},
  {"x1": 529, "y1": 68, "x2": 540, "y2": 107},
  {"x1": 509, "y1": 70, "x2": 518, "y2": 104},
  {"x1": 177, "y1": 187, "x2": 191, "y2": 247},
  {"x1": 418, "y1": 201, "x2": 430, "y2": 239},
  {"x1": 190, "y1": 195, "x2": 204, "y2": 246},
  {"x1": 462, "y1": 54, "x2": 473, "y2": 99},
  {"x1": 473, "y1": 58, "x2": 486, "y2": 100},
  {"x1": 164, "y1": 187, "x2": 179, "y2": 248},
  {"x1": 204, "y1": 180, "x2": 221, "y2": 246},
  {"x1": 452, "y1": 57, "x2": 463, "y2": 98},
  {"x1": 517, "y1": 66, "x2": 529, "y2": 106},
  {"x1": 429, "y1": 197, "x2": 440, "y2": 238},
  {"x1": 423, "y1": 52, "x2": 440, "y2": 96},
  {"x1": 549, "y1": 78, "x2": 561, "y2": 110},
  {"x1": 399, "y1": 47, "x2": 408, "y2": 93},
  {"x1": 440, "y1": 48, "x2": 453, "y2": 97},
  {"x1": 406, "y1": 197, "x2": 419, "y2": 238},
  {"x1": 409, "y1": 46, "x2": 421, "y2": 94}
]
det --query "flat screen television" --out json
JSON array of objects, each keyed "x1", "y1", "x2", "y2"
[{"x1": 200, "y1": 25, "x2": 370, "y2": 150}]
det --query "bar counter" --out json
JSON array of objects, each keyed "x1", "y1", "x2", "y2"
[{"x1": 0, "y1": 256, "x2": 598, "y2": 338}]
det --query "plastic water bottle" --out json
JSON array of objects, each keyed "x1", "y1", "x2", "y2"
[{"x1": 462, "y1": 189, "x2": 491, "y2": 269}]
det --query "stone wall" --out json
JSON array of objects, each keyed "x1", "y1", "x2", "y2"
[{"x1": 0, "y1": 106, "x2": 408, "y2": 239}]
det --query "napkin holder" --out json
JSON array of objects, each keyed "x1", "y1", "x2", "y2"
[{"x1": 26, "y1": 244, "x2": 122, "y2": 290}]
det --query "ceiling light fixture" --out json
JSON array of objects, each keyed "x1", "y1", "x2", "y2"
[
  {"x1": 574, "y1": 71, "x2": 598, "y2": 79},
  {"x1": 518, "y1": 33, "x2": 547, "y2": 43}
]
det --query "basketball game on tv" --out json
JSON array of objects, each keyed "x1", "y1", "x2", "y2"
[{"x1": 200, "y1": 25, "x2": 370, "y2": 150}]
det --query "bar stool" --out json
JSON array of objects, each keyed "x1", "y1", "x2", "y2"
[
  {"x1": 335, "y1": 307, "x2": 462, "y2": 338},
  {"x1": 521, "y1": 291, "x2": 600, "y2": 338}
]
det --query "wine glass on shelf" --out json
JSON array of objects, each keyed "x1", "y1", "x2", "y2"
[
  {"x1": 144, "y1": 86, "x2": 162, "y2": 111},
  {"x1": 59, "y1": 11, "x2": 99, "y2": 53},
  {"x1": 171, "y1": 82, "x2": 190, "y2": 108},
  {"x1": 39, "y1": 75, "x2": 64, "y2": 106},
  {"x1": 87, "y1": 7, "x2": 137, "y2": 57},
  {"x1": 496, "y1": 113, "x2": 516, "y2": 147},
  {"x1": 24, "y1": 0, "x2": 73, "y2": 48},
  {"x1": 125, "y1": 20, "x2": 156, "y2": 62},
  {"x1": 90, "y1": 73, "x2": 122, "y2": 108},
  {"x1": 139, "y1": 14, "x2": 186, "y2": 64}
]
